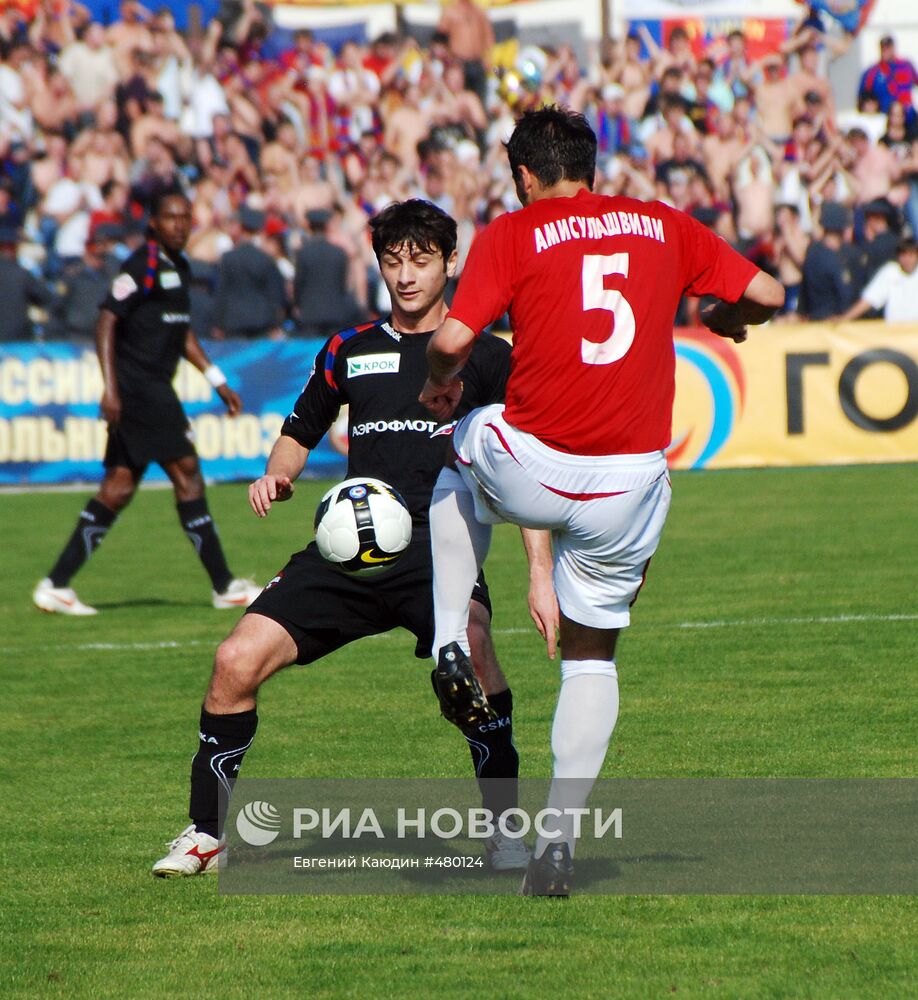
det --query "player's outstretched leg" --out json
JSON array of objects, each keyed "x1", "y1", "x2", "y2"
[{"x1": 153, "y1": 614, "x2": 296, "y2": 877}]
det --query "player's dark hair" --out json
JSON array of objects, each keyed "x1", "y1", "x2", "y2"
[
  {"x1": 505, "y1": 106, "x2": 596, "y2": 190},
  {"x1": 369, "y1": 199, "x2": 458, "y2": 267}
]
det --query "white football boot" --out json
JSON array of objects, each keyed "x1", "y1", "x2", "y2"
[
  {"x1": 33, "y1": 578, "x2": 98, "y2": 616},
  {"x1": 152, "y1": 824, "x2": 225, "y2": 878},
  {"x1": 212, "y1": 578, "x2": 261, "y2": 609},
  {"x1": 485, "y1": 822, "x2": 532, "y2": 872}
]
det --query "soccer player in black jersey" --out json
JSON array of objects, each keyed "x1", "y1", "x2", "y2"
[
  {"x1": 33, "y1": 190, "x2": 260, "y2": 615},
  {"x1": 153, "y1": 200, "x2": 557, "y2": 877}
]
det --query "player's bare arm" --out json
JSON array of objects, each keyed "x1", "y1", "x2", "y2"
[
  {"x1": 522, "y1": 528, "x2": 559, "y2": 660},
  {"x1": 249, "y1": 434, "x2": 309, "y2": 518},
  {"x1": 701, "y1": 271, "x2": 785, "y2": 342},
  {"x1": 420, "y1": 316, "x2": 477, "y2": 420},
  {"x1": 95, "y1": 309, "x2": 121, "y2": 424},
  {"x1": 182, "y1": 329, "x2": 243, "y2": 416}
]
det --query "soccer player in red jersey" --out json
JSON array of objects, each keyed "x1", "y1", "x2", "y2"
[{"x1": 420, "y1": 106, "x2": 784, "y2": 895}]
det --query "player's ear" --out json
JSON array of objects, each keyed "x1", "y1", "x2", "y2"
[{"x1": 445, "y1": 249, "x2": 458, "y2": 278}]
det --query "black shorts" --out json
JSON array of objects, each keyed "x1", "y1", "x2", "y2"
[
  {"x1": 103, "y1": 381, "x2": 196, "y2": 471},
  {"x1": 246, "y1": 530, "x2": 492, "y2": 665}
]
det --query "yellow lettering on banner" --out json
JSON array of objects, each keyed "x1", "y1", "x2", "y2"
[
  {"x1": 261, "y1": 413, "x2": 284, "y2": 455},
  {"x1": 174, "y1": 360, "x2": 213, "y2": 403},
  {"x1": 81, "y1": 352, "x2": 104, "y2": 401},
  {"x1": 194, "y1": 414, "x2": 222, "y2": 460},
  {"x1": 0, "y1": 358, "x2": 27, "y2": 405},
  {"x1": 0, "y1": 418, "x2": 8, "y2": 459},
  {"x1": 224, "y1": 415, "x2": 262, "y2": 458},
  {"x1": 12, "y1": 417, "x2": 39, "y2": 460},
  {"x1": 27, "y1": 359, "x2": 54, "y2": 405},
  {"x1": 40, "y1": 417, "x2": 67, "y2": 460},
  {"x1": 65, "y1": 417, "x2": 106, "y2": 460}
]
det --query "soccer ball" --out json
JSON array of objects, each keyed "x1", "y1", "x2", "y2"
[{"x1": 314, "y1": 478, "x2": 412, "y2": 574}]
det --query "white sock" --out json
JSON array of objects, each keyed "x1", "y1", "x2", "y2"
[
  {"x1": 535, "y1": 662, "x2": 619, "y2": 859},
  {"x1": 430, "y1": 468, "x2": 492, "y2": 659}
]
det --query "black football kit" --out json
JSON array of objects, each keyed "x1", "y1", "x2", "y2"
[
  {"x1": 247, "y1": 317, "x2": 512, "y2": 663},
  {"x1": 99, "y1": 243, "x2": 195, "y2": 470}
]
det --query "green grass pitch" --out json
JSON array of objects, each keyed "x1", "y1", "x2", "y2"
[{"x1": 3, "y1": 465, "x2": 917, "y2": 999}]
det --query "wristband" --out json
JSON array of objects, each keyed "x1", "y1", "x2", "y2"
[{"x1": 204, "y1": 365, "x2": 227, "y2": 388}]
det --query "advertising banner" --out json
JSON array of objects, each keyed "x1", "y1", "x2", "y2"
[
  {"x1": 2, "y1": 323, "x2": 917, "y2": 485},
  {"x1": 670, "y1": 322, "x2": 918, "y2": 469},
  {"x1": 0, "y1": 340, "x2": 347, "y2": 486}
]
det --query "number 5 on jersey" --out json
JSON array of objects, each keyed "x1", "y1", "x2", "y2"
[{"x1": 581, "y1": 252, "x2": 635, "y2": 366}]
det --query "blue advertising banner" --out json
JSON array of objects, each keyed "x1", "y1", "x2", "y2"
[{"x1": 0, "y1": 340, "x2": 349, "y2": 486}]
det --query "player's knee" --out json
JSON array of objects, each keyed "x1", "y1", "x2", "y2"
[
  {"x1": 212, "y1": 637, "x2": 262, "y2": 700},
  {"x1": 173, "y1": 474, "x2": 205, "y2": 504},
  {"x1": 97, "y1": 480, "x2": 136, "y2": 512}
]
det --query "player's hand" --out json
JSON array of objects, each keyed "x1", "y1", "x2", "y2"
[
  {"x1": 217, "y1": 384, "x2": 243, "y2": 416},
  {"x1": 249, "y1": 475, "x2": 294, "y2": 517},
  {"x1": 419, "y1": 376, "x2": 463, "y2": 422},
  {"x1": 701, "y1": 302, "x2": 748, "y2": 343},
  {"x1": 100, "y1": 387, "x2": 121, "y2": 424},
  {"x1": 528, "y1": 575, "x2": 560, "y2": 660}
]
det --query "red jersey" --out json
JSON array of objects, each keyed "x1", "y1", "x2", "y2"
[{"x1": 448, "y1": 189, "x2": 758, "y2": 455}]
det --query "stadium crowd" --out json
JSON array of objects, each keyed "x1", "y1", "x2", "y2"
[{"x1": 2, "y1": 0, "x2": 918, "y2": 341}]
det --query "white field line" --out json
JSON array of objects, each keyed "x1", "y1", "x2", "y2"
[{"x1": 4, "y1": 612, "x2": 916, "y2": 656}]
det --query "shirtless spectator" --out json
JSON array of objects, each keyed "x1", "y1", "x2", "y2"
[
  {"x1": 30, "y1": 132, "x2": 69, "y2": 201},
  {"x1": 845, "y1": 128, "x2": 899, "y2": 207},
  {"x1": 130, "y1": 91, "x2": 184, "y2": 160},
  {"x1": 773, "y1": 203, "x2": 810, "y2": 315},
  {"x1": 259, "y1": 119, "x2": 301, "y2": 201},
  {"x1": 610, "y1": 33, "x2": 652, "y2": 122},
  {"x1": 733, "y1": 152, "x2": 776, "y2": 249},
  {"x1": 30, "y1": 63, "x2": 81, "y2": 137},
  {"x1": 290, "y1": 156, "x2": 337, "y2": 222},
  {"x1": 437, "y1": 0, "x2": 494, "y2": 105},
  {"x1": 106, "y1": 0, "x2": 154, "y2": 78},
  {"x1": 752, "y1": 54, "x2": 797, "y2": 142},
  {"x1": 638, "y1": 23, "x2": 697, "y2": 80},
  {"x1": 383, "y1": 84, "x2": 430, "y2": 176},
  {"x1": 788, "y1": 43, "x2": 834, "y2": 122},
  {"x1": 70, "y1": 102, "x2": 130, "y2": 187},
  {"x1": 644, "y1": 97, "x2": 697, "y2": 165},
  {"x1": 58, "y1": 22, "x2": 119, "y2": 113}
]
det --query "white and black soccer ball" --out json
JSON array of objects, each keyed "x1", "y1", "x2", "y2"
[{"x1": 314, "y1": 477, "x2": 412, "y2": 574}]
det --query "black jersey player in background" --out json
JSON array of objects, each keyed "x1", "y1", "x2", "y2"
[
  {"x1": 153, "y1": 200, "x2": 557, "y2": 877},
  {"x1": 33, "y1": 189, "x2": 261, "y2": 615}
]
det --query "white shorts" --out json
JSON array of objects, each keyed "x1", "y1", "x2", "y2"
[{"x1": 453, "y1": 404, "x2": 672, "y2": 629}]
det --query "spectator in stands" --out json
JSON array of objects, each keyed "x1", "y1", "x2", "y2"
[
  {"x1": 0, "y1": 227, "x2": 54, "y2": 340},
  {"x1": 436, "y1": 0, "x2": 494, "y2": 107},
  {"x1": 50, "y1": 225, "x2": 115, "y2": 339},
  {"x1": 836, "y1": 237, "x2": 918, "y2": 322},
  {"x1": 293, "y1": 208, "x2": 357, "y2": 339},
  {"x1": 859, "y1": 198, "x2": 899, "y2": 284},
  {"x1": 58, "y1": 22, "x2": 119, "y2": 114},
  {"x1": 212, "y1": 205, "x2": 286, "y2": 339},
  {"x1": 773, "y1": 202, "x2": 809, "y2": 316},
  {"x1": 858, "y1": 35, "x2": 918, "y2": 125},
  {"x1": 800, "y1": 201, "x2": 858, "y2": 320},
  {"x1": 752, "y1": 53, "x2": 797, "y2": 143}
]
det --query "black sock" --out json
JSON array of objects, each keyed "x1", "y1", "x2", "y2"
[
  {"x1": 190, "y1": 707, "x2": 258, "y2": 838},
  {"x1": 48, "y1": 498, "x2": 116, "y2": 587},
  {"x1": 461, "y1": 688, "x2": 519, "y2": 820},
  {"x1": 177, "y1": 498, "x2": 233, "y2": 593}
]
